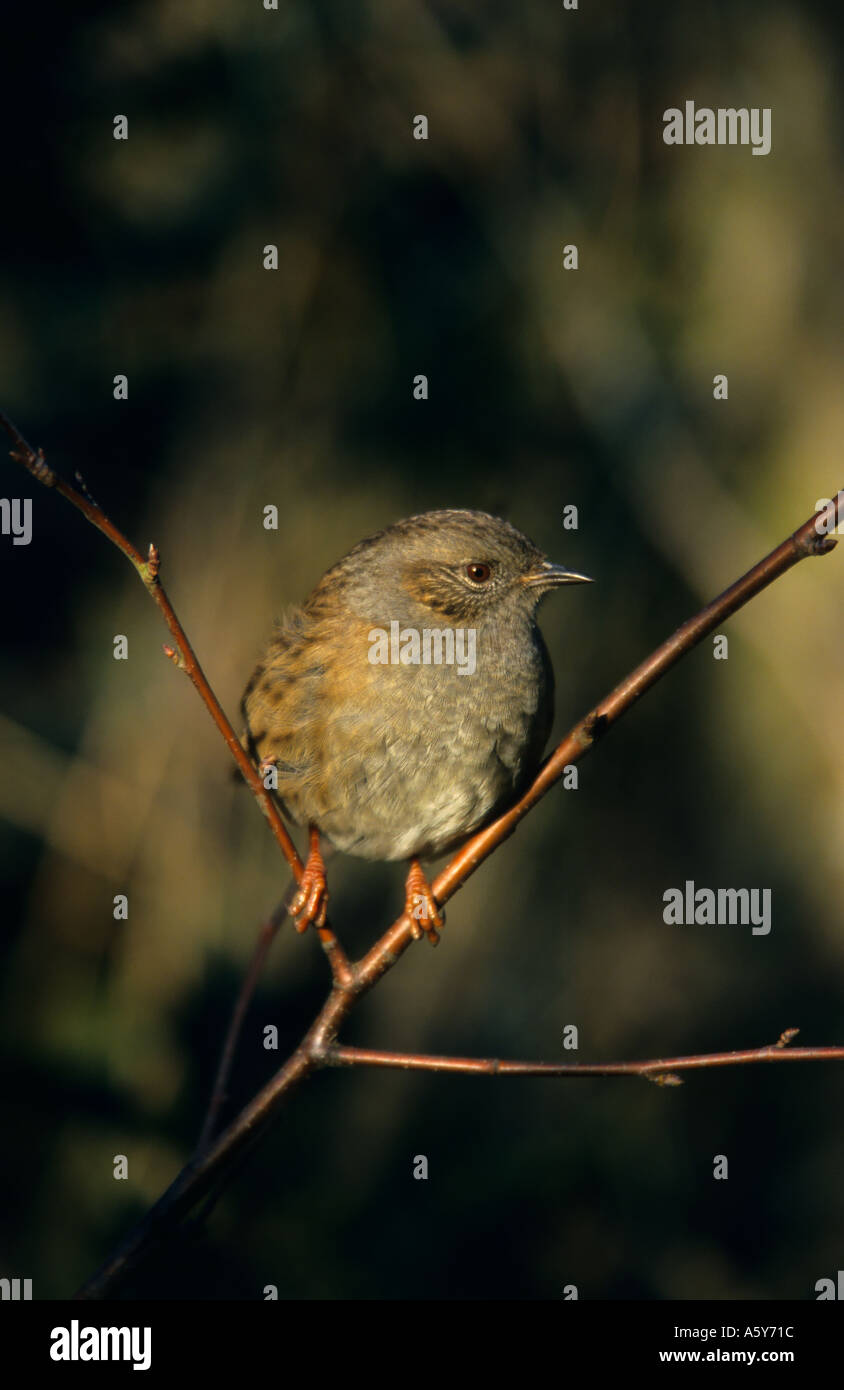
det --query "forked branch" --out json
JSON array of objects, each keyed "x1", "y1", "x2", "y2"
[{"x1": 2, "y1": 411, "x2": 842, "y2": 1300}]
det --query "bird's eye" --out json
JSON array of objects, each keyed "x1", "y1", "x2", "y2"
[{"x1": 465, "y1": 562, "x2": 492, "y2": 584}]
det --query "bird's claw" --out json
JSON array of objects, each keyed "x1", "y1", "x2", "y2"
[
  {"x1": 405, "y1": 861, "x2": 444, "y2": 946},
  {"x1": 290, "y1": 842, "x2": 329, "y2": 932}
]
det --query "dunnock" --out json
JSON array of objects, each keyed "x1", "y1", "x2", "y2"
[{"x1": 241, "y1": 509, "x2": 591, "y2": 942}]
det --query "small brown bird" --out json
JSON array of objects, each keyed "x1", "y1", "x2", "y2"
[{"x1": 241, "y1": 510, "x2": 591, "y2": 942}]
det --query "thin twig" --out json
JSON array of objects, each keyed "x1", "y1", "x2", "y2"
[
  {"x1": 197, "y1": 899, "x2": 289, "y2": 1153},
  {"x1": 0, "y1": 411, "x2": 353, "y2": 982},
  {"x1": 323, "y1": 1030, "x2": 844, "y2": 1084}
]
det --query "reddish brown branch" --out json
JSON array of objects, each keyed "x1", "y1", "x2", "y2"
[
  {"x1": 355, "y1": 495, "x2": 843, "y2": 984},
  {"x1": 323, "y1": 1031, "x2": 844, "y2": 1083},
  {"x1": 0, "y1": 412, "x2": 300, "y2": 866},
  {"x1": 426, "y1": 506, "x2": 839, "y2": 919},
  {"x1": 0, "y1": 411, "x2": 352, "y2": 983}
]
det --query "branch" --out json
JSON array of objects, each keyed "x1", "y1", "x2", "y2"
[
  {"x1": 0, "y1": 411, "x2": 353, "y2": 986},
  {"x1": 67, "y1": 483, "x2": 844, "y2": 1298},
  {"x1": 324, "y1": 1030, "x2": 844, "y2": 1085},
  {"x1": 197, "y1": 898, "x2": 288, "y2": 1153},
  {"x1": 6, "y1": 411, "x2": 841, "y2": 1297},
  {"x1": 426, "y1": 502, "x2": 840, "y2": 921},
  {"x1": 354, "y1": 491, "x2": 842, "y2": 982},
  {"x1": 74, "y1": 986, "x2": 349, "y2": 1301}
]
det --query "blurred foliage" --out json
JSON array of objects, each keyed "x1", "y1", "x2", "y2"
[{"x1": 1, "y1": 0, "x2": 843, "y2": 1299}]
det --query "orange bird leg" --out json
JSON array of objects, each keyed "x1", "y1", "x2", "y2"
[
  {"x1": 289, "y1": 826, "x2": 329, "y2": 932},
  {"x1": 404, "y1": 858, "x2": 444, "y2": 946}
]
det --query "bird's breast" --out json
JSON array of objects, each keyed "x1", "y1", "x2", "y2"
[{"x1": 276, "y1": 615, "x2": 553, "y2": 861}]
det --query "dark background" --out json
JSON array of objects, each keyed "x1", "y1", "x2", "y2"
[{"x1": 1, "y1": 0, "x2": 843, "y2": 1299}]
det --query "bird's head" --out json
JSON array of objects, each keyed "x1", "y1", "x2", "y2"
[{"x1": 324, "y1": 509, "x2": 592, "y2": 625}]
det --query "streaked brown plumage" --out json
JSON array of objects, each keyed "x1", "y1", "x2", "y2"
[{"x1": 241, "y1": 509, "x2": 591, "y2": 941}]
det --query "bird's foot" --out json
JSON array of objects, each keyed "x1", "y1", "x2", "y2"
[
  {"x1": 289, "y1": 829, "x2": 329, "y2": 932},
  {"x1": 404, "y1": 859, "x2": 444, "y2": 946}
]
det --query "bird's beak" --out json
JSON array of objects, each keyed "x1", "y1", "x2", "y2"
[{"x1": 521, "y1": 561, "x2": 594, "y2": 589}]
